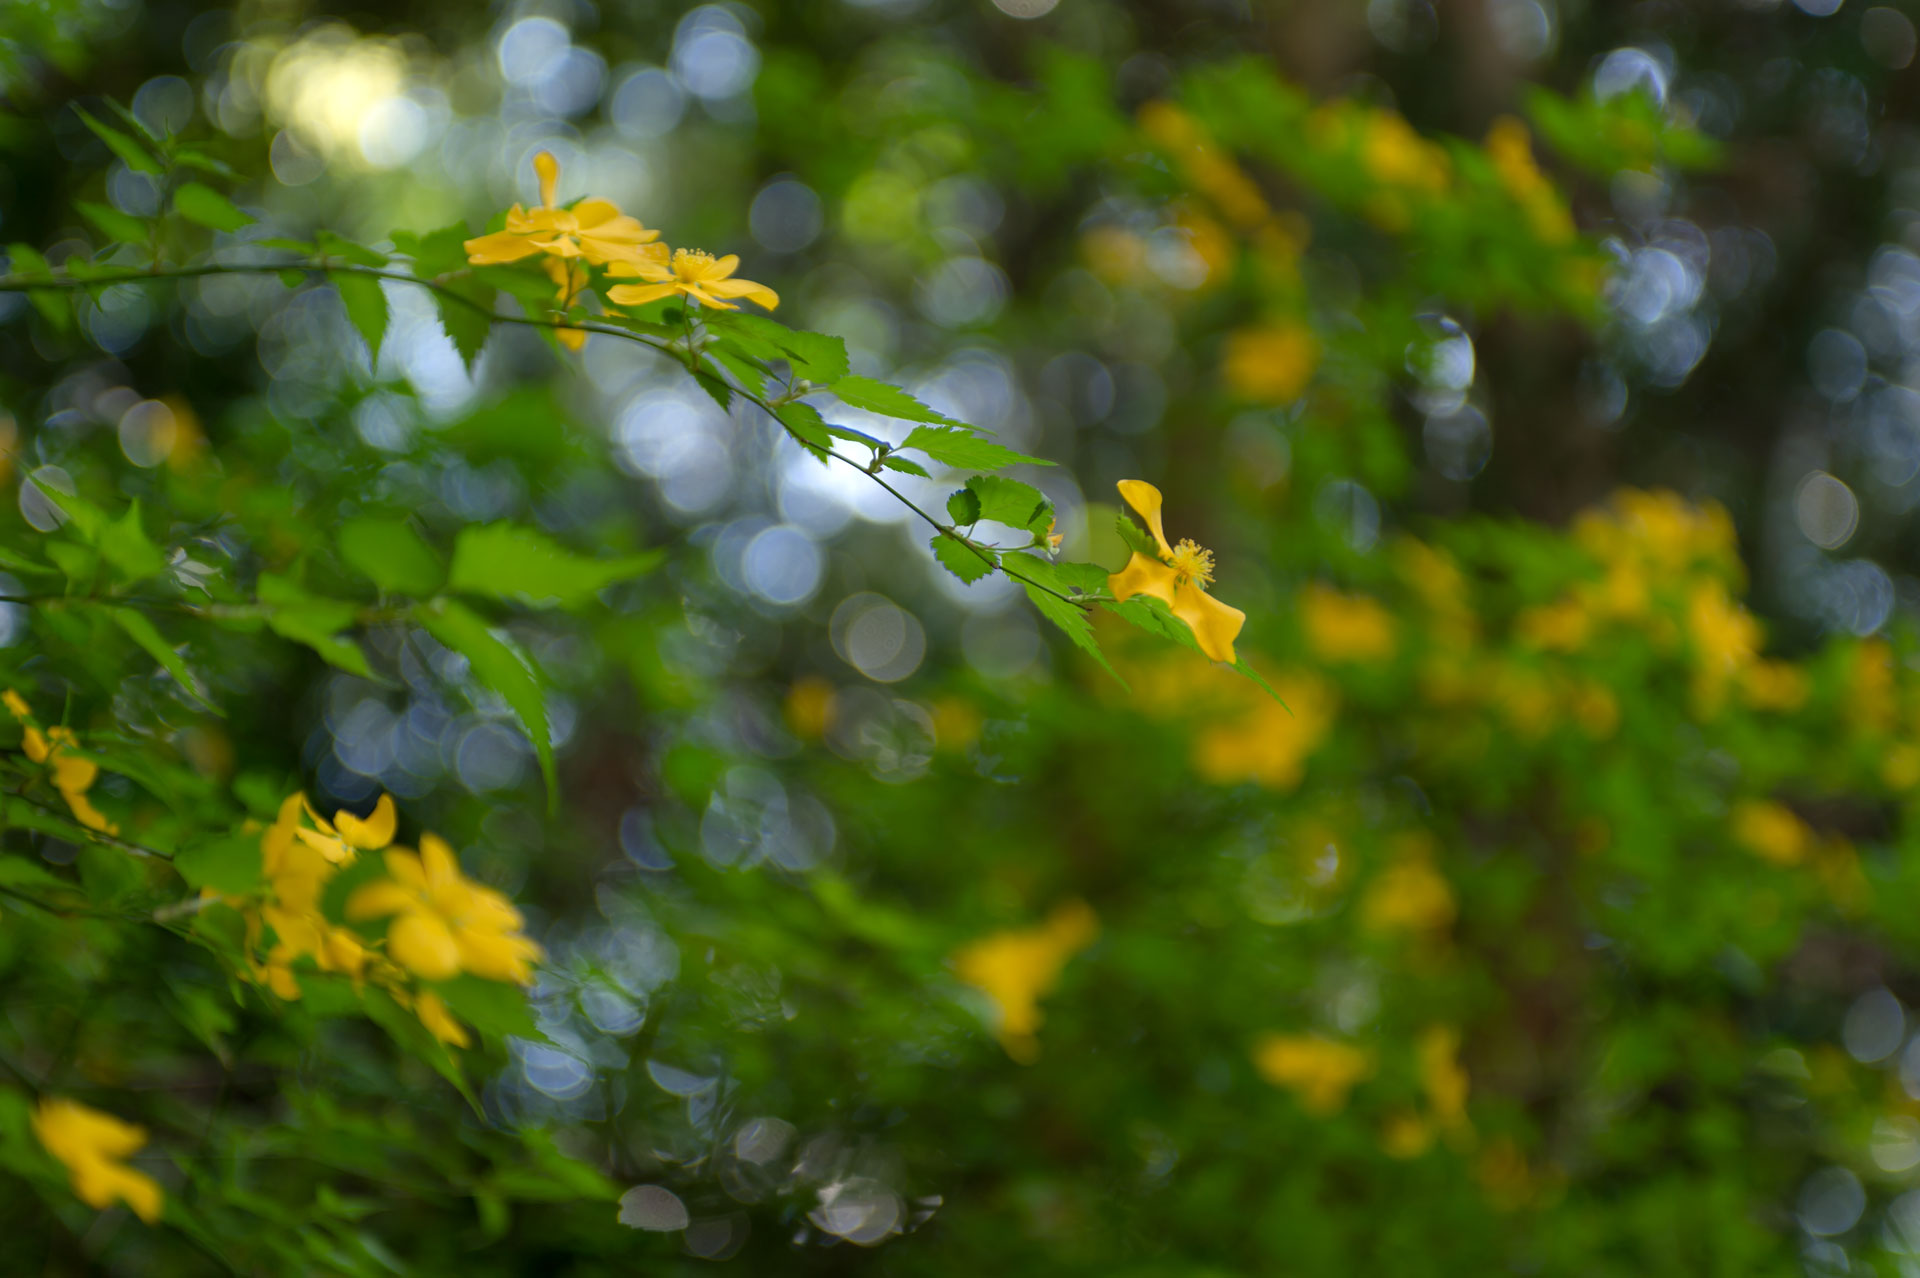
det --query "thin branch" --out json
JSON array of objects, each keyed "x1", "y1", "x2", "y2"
[{"x1": 0, "y1": 259, "x2": 1093, "y2": 610}]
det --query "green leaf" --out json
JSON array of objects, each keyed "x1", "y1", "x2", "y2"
[
  {"x1": 338, "y1": 515, "x2": 443, "y2": 596},
  {"x1": 335, "y1": 273, "x2": 389, "y2": 363},
  {"x1": 933, "y1": 533, "x2": 997, "y2": 584},
  {"x1": 1116, "y1": 512, "x2": 1160, "y2": 558},
  {"x1": 966, "y1": 476, "x2": 1052, "y2": 535},
  {"x1": 432, "y1": 974, "x2": 542, "y2": 1045},
  {"x1": 74, "y1": 200, "x2": 149, "y2": 245},
  {"x1": 74, "y1": 106, "x2": 161, "y2": 176},
  {"x1": 172, "y1": 182, "x2": 255, "y2": 232},
  {"x1": 832, "y1": 375, "x2": 963, "y2": 425},
  {"x1": 1003, "y1": 552, "x2": 1109, "y2": 597},
  {"x1": 109, "y1": 607, "x2": 219, "y2": 712},
  {"x1": 901, "y1": 425, "x2": 1051, "y2": 472},
  {"x1": 448, "y1": 523, "x2": 662, "y2": 609},
  {"x1": 316, "y1": 231, "x2": 388, "y2": 268},
  {"x1": 7, "y1": 243, "x2": 69, "y2": 329},
  {"x1": 174, "y1": 832, "x2": 263, "y2": 895},
  {"x1": 172, "y1": 149, "x2": 238, "y2": 179},
  {"x1": 947, "y1": 488, "x2": 982, "y2": 526},
  {"x1": 706, "y1": 342, "x2": 767, "y2": 396},
  {"x1": 775, "y1": 401, "x2": 831, "y2": 461},
  {"x1": 257, "y1": 573, "x2": 372, "y2": 677},
  {"x1": 879, "y1": 454, "x2": 930, "y2": 478},
  {"x1": 0, "y1": 546, "x2": 53, "y2": 577},
  {"x1": 432, "y1": 276, "x2": 494, "y2": 371},
  {"x1": 416, "y1": 599, "x2": 555, "y2": 806},
  {"x1": 1025, "y1": 585, "x2": 1122, "y2": 685},
  {"x1": 706, "y1": 314, "x2": 849, "y2": 382},
  {"x1": 692, "y1": 367, "x2": 732, "y2": 412},
  {"x1": 97, "y1": 499, "x2": 166, "y2": 583},
  {"x1": 392, "y1": 222, "x2": 471, "y2": 278}
]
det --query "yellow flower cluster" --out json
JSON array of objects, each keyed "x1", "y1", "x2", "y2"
[
  {"x1": 1221, "y1": 324, "x2": 1319, "y2": 404},
  {"x1": 4, "y1": 690, "x2": 116, "y2": 834},
  {"x1": 1381, "y1": 1025, "x2": 1474, "y2": 1158},
  {"x1": 951, "y1": 900, "x2": 1098, "y2": 1063},
  {"x1": 32, "y1": 1097, "x2": 164, "y2": 1223},
  {"x1": 1360, "y1": 831, "x2": 1456, "y2": 937},
  {"x1": 1301, "y1": 584, "x2": 1398, "y2": 664},
  {"x1": 1307, "y1": 102, "x2": 1451, "y2": 231},
  {"x1": 465, "y1": 152, "x2": 776, "y2": 350},
  {"x1": 216, "y1": 790, "x2": 541, "y2": 1049}
]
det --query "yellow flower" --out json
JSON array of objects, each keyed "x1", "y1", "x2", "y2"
[
  {"x1": 1252, "y1": 1034, "x2": 1374, "y2": 1114},
  {"x1": 463, "y1": 151, "x2": 663, "y2": 269},
  {"x1": 605, "y1": 247, "x2": 780, "y2": 312},
  {"x1": 32, "y1": 1098, "x2": 164, "y2": 1223},
  {"x1": 1361, "y1": 833, "x2": 1455, "y2": 935},
  {"x1": 1733, "y1": 799, "x2": 1811, "y2": 867},
  {"x1": 4, "y1": 694, "x2": 118, "y2": 835},
  {"x1": 784, "y1": 676, "x2": 836, "y2": 740},
  {"x1": 1484, "y1": 116, "x2": 1574, "y2": 244},
  {"x1": 1742, "y1": 660, "x2": 1809, "y2": 712},
  {"x1": 464, "y1": 152, "x2": 664, "y2": 350},
  {"x1": 1515, "y1": 598, "x2": 1590, "y2": 651},
  {"x1": 1301, "y1": 584, "x2": 1396, "y2": 663},
  {"x1": 952, "y1": 901, "x2": 1098, "y2": 1063},
  {"x1": 1109, "y1": 480, "x2": 1246, "y2": 664},
  {"x1": 346, "y1": 834, "x2": 542, "y2": 984},
  {"x1": 1687, "y1": 580, "x2": 1759, "y2": 715},
  {"x1": 1418, "y1": 1025, "x2": 1470, "y2": 1131},
  {"x1": 1221, "y1": 323, "x2": 1319, "y2": 403},
  {"x1": 1192, "y1": 670, "x2": 1335, "y2": 790}
]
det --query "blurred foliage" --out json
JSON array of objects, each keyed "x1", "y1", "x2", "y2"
[{"x1": 5, "y1": 0, "x2": 1920, "y2": 1274}]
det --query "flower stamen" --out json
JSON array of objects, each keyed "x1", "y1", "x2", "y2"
[{"x1": 1167, "y1": 538, "x2": 1215, "y2": 586}]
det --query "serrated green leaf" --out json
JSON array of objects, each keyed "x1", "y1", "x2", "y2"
[
  {"x1": 257, "y1": 573, "x2": 372, "y2": 677},
  {"x1": 932, "y1": 533, "x2": 997, "y2": 583},
  {"x1": 1003, "y1": 552, "x2": 1109, "y2": 597},
  {"x1": 335, "y1": 273, "x2": 389, "y2": 363},
  {"x1": 174, "y1": 832, "x2": 263, "y2": 895},
  {"x1": 449, "y1": 523, "x2": 662, "y2": 609},
  {"x1": 1116, "y1": 512, "x2": 1160, "y2": 558},
  {"x1": 417, "y1": 599, "x2": 555, "y2": 807},
  {"x1": 692, "y1": 367, "x2": 732, "y2": 412},
  {"x1": 338, "y1": 515, "x2": 444, "y2": 596},
  {"x1": 432, "y1": 974, "x2": 542, "y2": 1045},
  {"x1": 707, "y1": 342, "x2": 767, "y2": 396},
  {"x1": 1025, "y1": 585, "x2": 1122, "y2": 685},
  {"x1": 880, "y1": 454, "x2": 930, "y2": 478},
  {"x1": 831, "y1": 375, "x2": 968, "y2": 425},
  {"x1": 967, "y1": 476, "x2": 1052, "y2": 535},
  {"x1": 947, "y1": 488, "x2": 982, "y2": 526},
  {"x1": 392, "y1": 222, "x2": 471, "y2": 278},
  {"x1": 74, "y1": 106, "x2": 161, "y2": 176},
  {"x1": 707, "y1": 314, "x2": 849, "y2": 382},
  {"x1": 75, "y1": 200, "x2": 149, "y2": 245},
  {"x1": 901, "y1": 425, "x2": 1051, "y2": 472},
  {"x1": 97, "y1": 499, "x2": 166, "y2": 583},
  {"x1": 431, "y1": 276, "x2": 493, "y2": 371},
  {"x1": 110, "y1": 606, "x2": 219, "y2": 712},
  {"x1": 775, "y1": 401, "x2": 831, "y2": 462},
  {"x1": 173, "y1": 182, "x2": 255, "y2": 232}
]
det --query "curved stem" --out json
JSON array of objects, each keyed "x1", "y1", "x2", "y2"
[{"x1": 0, "y1": 260, "x2": 1090, "y2": 610}]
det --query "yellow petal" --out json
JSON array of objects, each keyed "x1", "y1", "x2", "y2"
[
  {"x1": 557, "y1": 324, "x2": 587, "y2": 351},
  {"x1": 705, "y1": 277, "x2": 780, "y2": 311},
  {"x1": 389, "y1": 911, "x2": 463, "y2": 981},
  {"x1": 2, "y1": 689, "x2": 30, "y2": 720},
  {"x1": 334, "y1": 794, "x2": 396, "y2": 850},
  {"x1": 1109, "y1": 552, "x2": 1179, "y2": 608},
  {"x1": 61, "y1": 787, "x2": 118, "y2": 835},
  {"x1": 1116, "y1": 480, "x2": 1173, "y2": 557},
  {"x1": 462, "y1": 230, "x2": 540, "y2": 265},
  {"x1": 418, "y1": 833, "x2": 464, "y2": 892},
  {"x1": 345, "y1": 879, "x2": 417, "y2": 920},
  {"x1": 607, "y1": 281, "x2": 680, "y2": 307},
  {"x1": 534, "y1": 150, "x2": 559, "y2": 209},
  {"x1": 1173, "y1": 578, "x2": 1246, "y2": 664},
  {"x1": 606, "y1": 255, "x2": 674, "y2": 281},
  {"x1": 705, "y1": 253, "x2": 741, "y2": 280},
  {"x1": 21, "y1": 724, "x2": 48, "y2": 763},
  {"x1": 414, "y1": 990, "x2": 472, "y2": 1048},
  {"x1": 457, "y1": 929, "x2": 543, "y2": 984}
]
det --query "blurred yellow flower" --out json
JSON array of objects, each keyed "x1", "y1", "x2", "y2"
[
  {"x1": 33, "y1": 1098, "x2": 163, "y2": 1223},
  {"x1": 1361, "y1": 834, "x2": 1455, "y2": 935},
  {"x1": 1732, "y1": 799, "x2": 1810, "y2": 867},
  {"x1": 1302, "y1": 584, "x2": 1396, "y2": 663},
  {"x1": 1363, "y1": 110, "x2": 1450, "y2": 192},
  {"x1": 952, "y1": 900, "x2": 1098, "y2": 1064},
  {"x1": 1253, "y1": 1034, "x2": 1374, "y2": 1114},
  {"x1": 1109, "y1": 480, "x2": 1246, "y2": 664},
  {"x1": 1742, "y1": 659, "x2": 1809, "y2": 712},
  {"x1": 1222, "y1": 324, "x2": 1318, "y2": 403},
  {"x1": 1515, "y1": 598, "x2": 1590, "y2": 652},
  {"x1": 1418, "y1": 1025, "x2": 1470, "y2": 1131},
  {"x1": 1192, "y1": 670, "x2": 1335, "y2": 790},
  {"x1": 1484, "y1": 116, "x2": 1574, "y2": 244},
  {"x1": 607, "y1": 247, "x2": 779, "y2": 312},
  {"x1": 346, "y1": 834, "x2": 542, "y2": 984},
  {"x1": 1081, "y1": 224, "x2": 1147, "y2": 284},
  {"x1": 1849, "y1": 639, "x2": 1898, "y2": 737},
  {"x1": 785, "y1": 676, "x2": 836, "y2": 740},
  {"x1": 931, "y1": 696, "x2": 983, "y2": 753},
  {"x1": 4, "y1": 691, "x2": 117, "y2": 834},
  {"x1": 1687, "y1": 580, "x2": 1760, "y2": 715}
]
